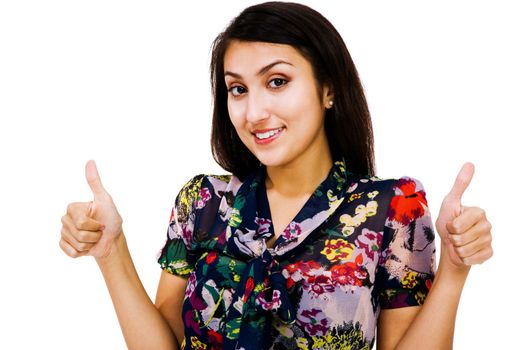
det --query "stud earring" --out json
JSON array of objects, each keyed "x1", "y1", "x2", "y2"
[{"x1": 328, "y1": 100, "x2": 334, "y2": 108}]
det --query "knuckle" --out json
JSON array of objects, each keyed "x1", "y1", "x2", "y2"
[
  {"x1": 451, "y1": 222, "x2": 462, "y2": 233},
  {"x1": 450, "y1": 234, "x2": 462, "y2": 246},
  {"x1": 455, "y1": 246, "x2": 466, "y2": 257},
  {"x1": 77, "y1": 242, "x2": 90, "y2": 252},
  {"x1": 75, "y1": 216, "x2": 87, "y2": 229},
  {"x1": 77, "y1": 230, "x2": 89, "y2": 242}
]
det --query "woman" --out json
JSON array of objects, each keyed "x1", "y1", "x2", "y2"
[{"x1": 59, "y1": 2, "x2": 493, "y2": 349}]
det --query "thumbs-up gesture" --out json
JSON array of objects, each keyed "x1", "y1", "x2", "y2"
[
  {"x1": 60, "y1": 160, "x2": 123, "y2": 259},
  {"x1": 435, "y1": 163, "x2": 493, "y2": 268}
]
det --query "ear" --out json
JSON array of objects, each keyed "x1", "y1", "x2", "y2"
[{"x1": 322, "y1": 84, "x2": 334, "y2": 109}]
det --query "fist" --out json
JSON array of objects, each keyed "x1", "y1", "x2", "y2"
[
  {"x1": 435, "y1": 162, "x2": 493, "y2": 267},
  {"x1": 59, "y1": 160, "x2": 123, "y2": 259}
]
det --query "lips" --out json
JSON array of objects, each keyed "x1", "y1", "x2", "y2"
[{"x1": 253, "y1": 127, "x2": 285, "y2": 144}]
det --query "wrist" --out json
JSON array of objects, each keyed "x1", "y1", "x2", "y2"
[
  {"x1": 437, "y1": 241, "x2": 471, "y2": 280},
  {"x1": 95, "y1": 231, "x2": 126, "y2": 266}
]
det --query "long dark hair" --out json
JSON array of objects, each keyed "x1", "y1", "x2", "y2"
[{"x1": 210, "y1": 1, "x2": 375, "y2": 181}]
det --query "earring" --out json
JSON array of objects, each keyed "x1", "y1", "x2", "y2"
[{"x1": 328, "y1": 100, "x2": 334, "y2": 108}]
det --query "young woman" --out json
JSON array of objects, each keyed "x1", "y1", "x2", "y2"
[{"x1": 59, "y1": 2, "x2": 493, "y2": 349}]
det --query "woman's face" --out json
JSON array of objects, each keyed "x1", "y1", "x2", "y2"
[{"x1": 223, "y1": 40, "x2": 333, "y2": 169}]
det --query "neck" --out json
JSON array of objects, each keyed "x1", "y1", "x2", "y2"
[{"x1": 264, "y1": 145, "x2": 333, "y2": 198}]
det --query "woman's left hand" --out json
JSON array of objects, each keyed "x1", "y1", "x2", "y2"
[{"x1": 435, "y1": 162, "x2": 493, "y2": 268}]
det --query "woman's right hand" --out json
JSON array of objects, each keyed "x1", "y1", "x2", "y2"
[{"x1": 60, "y1": 160, "x2": 123, "y2": 259}]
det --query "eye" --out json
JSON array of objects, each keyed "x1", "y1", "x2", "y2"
[
  {"x1": 228, "y1": 85, "x2": 247, "y2": 97},
  {"x1": 268, "y1": 78, "x2": 288, "y2": 89}
]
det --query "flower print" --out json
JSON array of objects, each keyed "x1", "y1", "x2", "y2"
[
  {"x1": 348, "y1": 192, "x2": 363, "y2": 203},
  {"x1": 282, "y1": 260, "x2": 322, "y2": 289},
  {"x1": 296, "y1": 337, "x2": 309, "y2": 350},
  {"x1": 228, "y1": 207, "x2": 242, "y2": 228},
  {"x1": 388, "y1": 178, "x2": 427, "y2": 225},
  {"x1": 304, "y1": 274, "x2": 335, "y2": 297},
  {"x1": 401, "y1": 271, "x2": 418, "y2": 289},
  {"x1": 256, "y1": 289, "x2": 282, "y2": 311},
  {"x1": 185, "y1": 310, "x2": 202, "y2": 336},
  {"x1": 346, "y1": 182, "x2": 358, "y2": 193},
  {"x1": 425, "y1": 278, "x2": 433, "y2": 290},
  {"x1": 283, "y1": 221, "x2": 302, "y2": 240},
  {"x1": 206, "y1": 251, "x2": 217, "y2": 265},
  {"x1": 415, "y1": 291, "x2": 426, "y2": 305},
  {"x1": 339, "y1": 200, "x2": 378, "y2": 236},
  {"x1": 367, "y1": 190, "x2": 379, "y2": 199},
  {"x1": 320, "y1": 239, "x2": 355, "y2": 262},
  {"x1": 186, "y1": 272, "x2": 197, "y2": 298},
  {"x1": 330, "y1": 254, "x2": 368, "y2": 287},
  {"x1": 233, "y1": 295, "x2": 246, "y2": 314},
  {"x1": 243, "y1": 277, "x2": 254, "y2": 303},
  {"x1": 195, "y1": 187, "x2": 211, "y2": 209},
  {"x1": 255, "y1": 217, "x2": 272, "y2": 236},
  {"x1": 355, "y1": 228, "x2": 382, "y2": 261},
  {"x1": 297, "y1": 308, "x2": 330, "y2": 336},
  {"x1": 208, "y1": 330, "x2": 223, "y2": 350},
  {"x1": 190, "y1": 336, "x2": 207, "y2": 350},
  {"x1": 273, "y1": 317, "x2": 295, "y2": 337}
]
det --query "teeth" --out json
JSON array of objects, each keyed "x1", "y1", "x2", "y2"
[{"x1": 256, "y1": 128, "x2": 283, "y2": 139}]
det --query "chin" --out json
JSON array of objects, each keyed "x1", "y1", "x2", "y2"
[{"x1": 254, "y1": 153, "x2": 295, "y2": 168}]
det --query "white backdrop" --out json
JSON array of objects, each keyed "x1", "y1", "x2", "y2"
[{"x1": 0, "y1": 1, "x2": 515, "y2": 349}]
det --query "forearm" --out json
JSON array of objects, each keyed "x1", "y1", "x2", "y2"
[
  {"x1": 95, "y1": 232, "x2": 178, "y2": 350},
  {"x1": 395, "y1": 246, "x2": 470, "y2": 350}
]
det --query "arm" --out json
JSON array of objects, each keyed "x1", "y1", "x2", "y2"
[
  {"x1": 377, "y1": 245, "x2": 469, "y2": 350},
  {"x1": 95, "y1": 233, "x2": 182, "y2": 350},
  {"x1": 59, "y1": 161, "x2": 186, "y2": 350},
  {"x1": 377, "y1": 164, "x2": 492, "y2": 349}
]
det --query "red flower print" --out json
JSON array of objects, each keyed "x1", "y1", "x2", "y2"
[
  {"x1": 208, "y1": 330, "x2": 223, "y2": 350},
  {"x1": 206, "y1": 252, "x2": 217, "y2": 265},
  {"x1": 388, "y1": 178, "x2": 428, "y2": 225},
  {"x1": 305, "y1": 274, "x2": 335, "y2": 296},
  {"x1": 243, "y1": 277, "x2": 254, "y2": 303},
  {"x1": 282, "y1": 260, "x2": 322, "y2": 289},
  {"x1": 330, "y1": 254, "x2": 367, "y2": 287}
]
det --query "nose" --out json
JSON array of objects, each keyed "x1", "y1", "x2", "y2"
[{"x1": 245, "y1": 89, "x2": 270, "y2": 124}]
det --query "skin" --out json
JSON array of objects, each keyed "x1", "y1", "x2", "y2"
[{"x1": 59, "y1": 41, "x2": 493, "y2": 349}]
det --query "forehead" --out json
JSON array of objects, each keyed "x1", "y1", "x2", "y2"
[{"x1": 223, "y1": 40, "x2": 310, "y2": 73}]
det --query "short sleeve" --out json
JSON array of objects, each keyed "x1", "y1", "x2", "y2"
[
  {"x1": 157, "y1": 174, "x2": 205, "y2": 278},
  {"x1": 376, "y1": 176, "x2": 436, "y2": 309}
]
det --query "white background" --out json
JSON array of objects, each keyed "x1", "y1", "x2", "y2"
[{"x1": 0, "y1": 0, "x2": 515, "y2": 348}]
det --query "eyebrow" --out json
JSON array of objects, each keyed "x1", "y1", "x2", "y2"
[{"x1": 224, "y1": 60, "x2": 294, "y2": 79}]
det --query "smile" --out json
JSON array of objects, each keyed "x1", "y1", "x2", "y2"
[{"x1": 253, "y1": 127, "x2": 285, "y2": 144}]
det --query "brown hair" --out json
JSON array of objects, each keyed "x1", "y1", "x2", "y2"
[{"x1": 210, "y1": 2, "x2": 375, "y2": 181}]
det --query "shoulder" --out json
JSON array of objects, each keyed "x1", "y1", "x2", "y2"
[
  {"x1": 175, "y1": 173, "x2": 236, "y2": 211},
  {"x1": 345, "y1": 171, "x2": 427, "y2": 197}
]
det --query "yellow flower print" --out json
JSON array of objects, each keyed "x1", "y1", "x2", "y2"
[
  {"x1": 415, "y1": 291, "x2": 426, "y2": 305},
  {"x1": 401, "y1": 271, "x2": 418, "y2": 289},
  {"x1": 229, "y1": 207, "x2": 242, "y2": 228},
  {"x1": 190, "y1": 336, "x2": 207, "y2": 350},
  {"x1": 339, "y1": 200, "x2": 378, "y2": 236},
  {"x1": 348, "y1": 192, "x2": 363, "y2": 203},
  {"x1": 312, "y1": 337, "x2": 326, "y2": 348},
  {"x1": 367, "y1": 190, "x2": 379, "y2": 199},
  {"x1": 321, "y1": 239, "x2": 355, "y2": 262},
  {"x1": 296, "y1": 337, "x2": 309, "y2": 350}
]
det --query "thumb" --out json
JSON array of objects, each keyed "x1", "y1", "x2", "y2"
[
  {"x1": 448, "y1": 162, "x2": 475, "y2": 203},
  {"x1": 85, "y1": 160, "x2": 109, "y2": 201}
]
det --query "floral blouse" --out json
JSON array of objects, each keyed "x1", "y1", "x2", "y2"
[{"x1": 157, "y1": 158, "x2": 436, "y2": 350}]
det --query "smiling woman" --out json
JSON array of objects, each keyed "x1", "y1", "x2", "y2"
[{"x1": 58, "y1": 2, "x2": 494, "y2": 350}]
